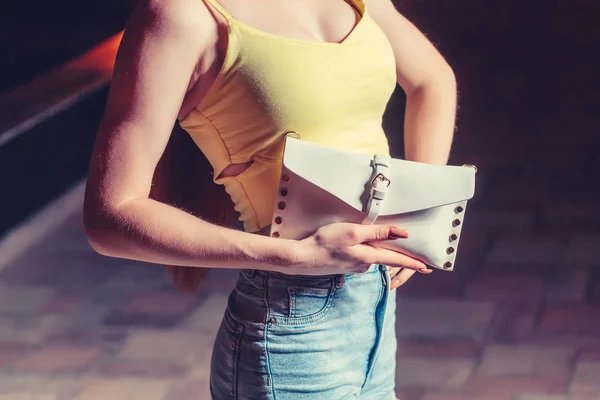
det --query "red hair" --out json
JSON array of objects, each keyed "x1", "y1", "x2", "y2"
[{"x1": 150, "y1": 123, "x2": 236, "y2": 291}]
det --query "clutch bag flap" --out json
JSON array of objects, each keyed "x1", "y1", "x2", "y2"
[{"x1": 270, "y1": 137, "x2": 476, "y2": 271}]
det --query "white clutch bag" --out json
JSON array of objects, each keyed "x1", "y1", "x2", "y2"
[{"x1": 269, "y1": 134, "x2": 477, "y2": 271}]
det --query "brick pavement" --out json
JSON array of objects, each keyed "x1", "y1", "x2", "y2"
[{"x1": 1, "y1": 0, "x2": 599, "y2": 399}]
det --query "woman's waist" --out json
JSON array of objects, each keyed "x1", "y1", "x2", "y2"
[
  {"x1": 236, "y1": 264, "x2": 384, "y2": 292},
  {"x1": 253, "y1": 224, "x2": 272, "y2": 237}
]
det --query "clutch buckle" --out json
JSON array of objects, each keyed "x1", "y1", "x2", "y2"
[
  {"x1": 363, "y1": 155, "x2": 391, "y2": 225},
  {"x1": 371, "y1": 173, "x2": 391, "y2": 188}
]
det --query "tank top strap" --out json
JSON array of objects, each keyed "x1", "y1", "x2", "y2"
[
  {"x1": 345, "y1": 0, "x2": 359, "y2": 10},
  {"x1": 202, "y1": 0, "x2": 234, "y2": 23},
  {"x1": 345, "y1": 0, "x2": 366, "y2": 18}
]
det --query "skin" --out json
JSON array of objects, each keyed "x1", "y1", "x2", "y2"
[{"x1": 83, "y1": 0, "x2": 456, "y2": 287}]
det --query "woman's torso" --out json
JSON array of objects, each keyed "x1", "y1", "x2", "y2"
[{"x1": 177, "y1": 0, "x2": 397, "y2": 232}]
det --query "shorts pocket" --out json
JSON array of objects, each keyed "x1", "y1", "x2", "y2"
[
  {"x1": 288, "y1": 285, "x2": 331, "y2": 318},
  {"x1": 271, "y1": 284, "x2": 336, "y2": 328}
]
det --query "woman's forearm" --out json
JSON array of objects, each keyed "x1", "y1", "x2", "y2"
[
  {"x1": 84, "y1": 197, "x2": 304, "y2": 272},
  {"x1": 403, "y1": 68, "x2": 457, "y2": 165}
]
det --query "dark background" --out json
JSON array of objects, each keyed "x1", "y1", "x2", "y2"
[{"x1": 0, "y1": 0, "x2": 131, "y2": 92}]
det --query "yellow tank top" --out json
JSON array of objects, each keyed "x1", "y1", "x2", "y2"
[{"x1": 179, "y1": 0, "x2": 397, "y2": 232}]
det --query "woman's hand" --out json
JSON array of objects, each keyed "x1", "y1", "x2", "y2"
[
  {"x1": 388, "y1": 267, "x2": 425, "y2": 290},
  {"x1": 288, "y1": 222, "x2": 431, "y2": 276}
]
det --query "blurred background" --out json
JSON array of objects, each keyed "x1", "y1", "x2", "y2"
[{"x1": 0, "y1": 0, "x2": 599, "y2": 399}]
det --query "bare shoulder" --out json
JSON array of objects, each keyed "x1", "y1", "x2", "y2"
[
  {"x1": 131, "y1": 0, "x2": 217, "y2": 40},
  {"x1": 364, "y1": 0, "x2": 399, "y2": 20}
]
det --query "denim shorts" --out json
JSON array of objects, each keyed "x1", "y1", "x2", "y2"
[{"x1": 210, "y1": 264, "x2": 398, "y2": 399}]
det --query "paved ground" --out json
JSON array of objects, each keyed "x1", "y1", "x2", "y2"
[{"x1": 1, "y1": 0, "x2": 599, "y2": 399}]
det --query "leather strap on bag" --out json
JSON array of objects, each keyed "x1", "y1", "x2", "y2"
[{"x1": 362, "y1": 154, "x2": 391, "y2": 225}]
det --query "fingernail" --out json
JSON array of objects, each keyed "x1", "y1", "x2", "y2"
[
  {"x1": 418, "y1": 268, "x2": 433, "y2": 274},
  {"x1": 390, "y1": 228, "x2": 408, "y2": 239}
]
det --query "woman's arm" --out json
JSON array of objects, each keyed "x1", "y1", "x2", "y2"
[
  {"x1": 84, "y1": 0, "x2": 428, "y2": 275},
  {"x1": 367, "y1": 0, "x2": 457, "y2": 287},
  {"x1": 367, "y1": 0, "x2": 457, "y2": 165},
  {"x1": 84, "y1": 0, "x2": 300, "y2": 270}
]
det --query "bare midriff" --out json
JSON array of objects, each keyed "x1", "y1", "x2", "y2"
[{"x1": 217, "y1": 161, "x2": 254, "y2": 179}]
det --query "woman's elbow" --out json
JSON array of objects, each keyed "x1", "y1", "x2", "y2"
[
  {"x1": 425, "y1": 60, "x2": 455, "y2": 90},
  {"x1": 83, "y1": 215, "x2": 110, "y2": 256},
  {"x1": 439, "y1": 62, "x2": 456, "y2": 89},
  {"x1": 83, "y1": 202, "x2": 120, "y2": 257}
]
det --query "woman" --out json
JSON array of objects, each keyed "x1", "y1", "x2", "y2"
[{"x1": 83, "y1": 0, "x2": 456, "y2": 397}]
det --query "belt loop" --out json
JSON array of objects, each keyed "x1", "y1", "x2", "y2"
[
  {"x1": 335, "y1": 275, "x2": 345, "y2": 288},
  {"x1": 243, "y1": 269, "x2": 256, "y2": 278}
]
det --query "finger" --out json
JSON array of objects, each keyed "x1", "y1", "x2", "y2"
[
  {"x1": 388, "y1": 266, "x2": 402, "y2": 278},
  {"x1": 390, "y1": 268, "x2": 417, "y2": 289},
  {"x1": 353, "y1": 245, "x2": 430, "y2": 272},
  {"x1": 346, "y1": 224, "x2": 408, "y2": 244},
  {"x1": 389, "y1": 265, "x2": 430, "y2": 278},
  {"x1": 381, "y1": 249, "x2": 429, "y2": 272}
]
